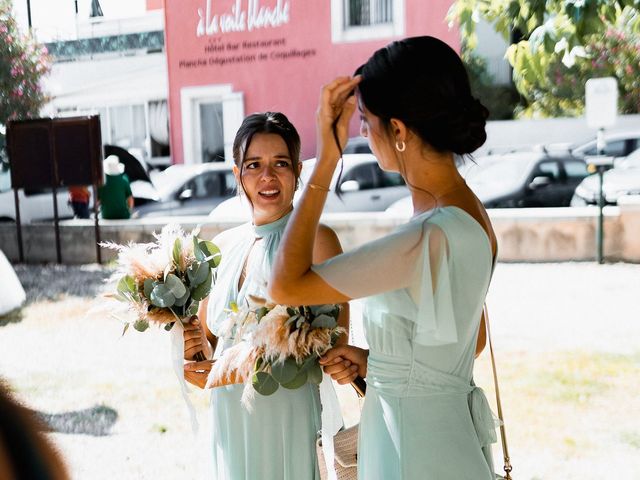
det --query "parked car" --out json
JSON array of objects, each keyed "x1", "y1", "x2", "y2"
[
  {"x1": 487, "y1": 130, "x2": 640, "y2": 162},
  {"x1": 343, "y1": 136, "x2": 372, "y2": 154},
  {"x1": 210, "y1": 154, "x2": 409, "y2": 219},
  {"x1": 132, "y1": 162, "x2": 237, "y2": 218},
  {"x1": 571, "y1": 148, "x2": 640, "y2": 206},
  {"x1": 0, "y1": 145, "x2": 156, "y2": 223},
  {"x1": 386, "y1": 152, "x2": 589, "y2": 213},
  {"x1": 569, "y1": 130, "x2": 640, "y2": 160}
]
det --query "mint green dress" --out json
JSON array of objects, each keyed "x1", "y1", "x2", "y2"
[
  {"x1": 312, "y1": 206, "x2": 497, "y2": 480},
  {"x1": 206, "y1": 212, "x2": 321, "y2": 479}
]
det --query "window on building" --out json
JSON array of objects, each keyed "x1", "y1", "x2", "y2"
[
  {"x1": 332, "y1": 0, "x2": 404, "y2": 43},
  {"x1": 345, "y1": 0, "x2": 393, "y2": 27}
]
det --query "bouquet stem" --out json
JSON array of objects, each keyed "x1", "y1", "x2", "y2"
[{"x1": 194, "y1": 351, "x2": 207, "y2": 362}]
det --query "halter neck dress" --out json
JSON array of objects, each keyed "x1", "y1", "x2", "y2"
[{"x1": 206, "y1": 212, "x2": 321, "y2": 480}]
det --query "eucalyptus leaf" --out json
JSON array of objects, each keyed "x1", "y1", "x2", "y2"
[
  {"x1": 173, "y1": 290, "x2": 190, "y2": 307},
  {"x1": 255, "y1": 306, "x2": 270, "y2": 322},
  {"x1": 186, "y1": 302, "x2": 199, "y2": 317},
  {"x1": 286, "y1": 307, "x2": 297, "y2": 317},
  {"x1": 133, "y1": 319, "x2": 149, "y2": 332},
  {"x1": 193, "y1": 236, "x2": 205, "y2": 261},
  {"x1": 143, "y1": 278, "x2": 155, "y2": 299},
  {"x1": 164, "y1": 321, "x2": 175, "y2": 331},
  {"x1": 281, "y1": 369, "x2": 308, "y2": 390},
  {"x1": 270, "y1": 357, "x2": 299, "y2": 385},
  {"x1": 309, "y1": 304, "x2": 338, "y2": 316},
  {"x1": 150, "y1": 283, "x2": 176, "y2": 308},
  {"x1": 300, "y1": 354, "x2": 318, "y2": 371},
  {"x1": 191, "y1": 269, "x2": 212, "y2": 301},
  {"x1": 172, "y1": 238, "x2": 182, "y2": 271},
  {"x1": 117, "y1": 275, "x2": 136, "y2": 295},
  {"x1": 165, "y1": 273, "x2": 187, "y2": 298},
  {"x1": 199, "y1": 240, "x2": 222, "y2": 268},
  {"x1": 252, "y1": 371, "x2": 279, "y2": 396},
  {"x1": 186, "y1": 262, "x2": 197, "y2": 283},
  {"x1": 192, "y1": 262, "x2": 209, "y2": 286},
  {"x1": 311, "y1": 314, "x2": 337, "y2": 329},
  {"x1": 306, "y1": 362, "x2": 323, "y2": 385}
]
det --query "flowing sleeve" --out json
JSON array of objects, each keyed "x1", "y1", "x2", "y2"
[{"x1": 312, "y1": 219, "x2": 458, "y2": 346}]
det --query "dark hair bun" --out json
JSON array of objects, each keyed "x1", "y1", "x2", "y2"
[
  {"x1": 430, "y1": 96, "x2": 489, "y2": 155},
  {"x1": 357, "y1": 36, "x2": 490, "y2": 155}
]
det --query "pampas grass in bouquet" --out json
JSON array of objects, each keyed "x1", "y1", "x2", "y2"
[
  {"x1": 208, "y1": 297, "x2": 345, "y2": 408},
  {"x1": 102, "y1": 224, "x2": 221, "y2": 361}
]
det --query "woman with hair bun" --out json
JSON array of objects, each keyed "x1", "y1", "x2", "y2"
[{"x1": 270, "y1": 36, "x2": 499, "y2": 479}]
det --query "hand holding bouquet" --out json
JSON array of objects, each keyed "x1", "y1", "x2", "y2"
[
  {"x1": 208, "y1": 297, "x2": 344, "y2": 408},
  {"x1": 103, "y1": 224, "x2": 221, "y2": 360}
]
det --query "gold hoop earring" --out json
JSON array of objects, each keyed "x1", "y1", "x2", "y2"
[{"x1": 395, "y1": 140, "x2": 406, "y2": 152}]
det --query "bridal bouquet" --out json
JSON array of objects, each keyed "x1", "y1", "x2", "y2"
[
  {"x1": 102, "y1": 224, "x2": 221, "y2": 360},
  {"x1": 208, "y1": 297, "x2": 344, "y2": 408}
]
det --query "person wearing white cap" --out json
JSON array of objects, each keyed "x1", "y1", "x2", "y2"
[{"x1": 98, "y1": 155, "x2": 133, "y2": 219}]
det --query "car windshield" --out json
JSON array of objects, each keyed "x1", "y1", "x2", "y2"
[{"x1": 468, "y1": 156, "x2": 532, "y2": 186}]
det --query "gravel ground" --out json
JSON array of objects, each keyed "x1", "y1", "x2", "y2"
[{"x1": 1, "y1": 262, "x2": 639, "y2": 479}]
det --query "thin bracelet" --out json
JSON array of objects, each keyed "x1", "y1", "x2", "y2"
[{"x1": 307, "y1": 182, "x2": 330, "y2": 192}]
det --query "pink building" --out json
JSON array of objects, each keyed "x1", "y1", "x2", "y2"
[{"x1": 159, "y1": 0, "x2": 459, "y2": 163}]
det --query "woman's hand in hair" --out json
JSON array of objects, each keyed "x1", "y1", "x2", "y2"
[{"x1": 316, "y1": 75, "x2": 361, "y2": 162}]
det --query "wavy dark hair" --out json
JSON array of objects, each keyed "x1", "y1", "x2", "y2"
[
  {"x1": 355, "y1": 36, "x2": 489, "y2": 155},
  {"x1": 232, "y1": 112, "x2": 301, "y2": 199}
]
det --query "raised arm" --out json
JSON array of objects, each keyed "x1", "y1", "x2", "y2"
[
  {"x1": 269, "y1": 76, "x2": 360, "y2": 306},
  {"x1": 312, "y1": 224, "x2": 349, "y2": 345}
]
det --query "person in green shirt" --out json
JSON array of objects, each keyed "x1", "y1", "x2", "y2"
[{"x1": 98, "y1": 155, "x2": 133, "y2": 219}]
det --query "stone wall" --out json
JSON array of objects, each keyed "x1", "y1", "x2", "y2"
[{"x1": 2, "y1": 200, "x2": 640, "y2": 264}]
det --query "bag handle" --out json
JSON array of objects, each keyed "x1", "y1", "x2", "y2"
[{"x1": 484, "y1": 304, "x2": 513, "y2": 480}]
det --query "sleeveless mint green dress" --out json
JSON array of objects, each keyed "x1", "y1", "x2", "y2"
[
  {"x1": 206, "y1": 212, "x2": 321, "y2": 480},
  {"x1": 312, "y1": 206, "x2": 498, "y2": 480}
]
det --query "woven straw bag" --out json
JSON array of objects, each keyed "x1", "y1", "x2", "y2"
[{"x1": 317, "y1": 423, "x2": 358, "y2": 480}]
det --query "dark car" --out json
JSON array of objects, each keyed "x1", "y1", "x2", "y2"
[
  {"x1": 464, "y1": 152, "x2": 589, "y2": 208},
  {"x1": 387, "y1": 152, "x2": 589, "y2": 213}
]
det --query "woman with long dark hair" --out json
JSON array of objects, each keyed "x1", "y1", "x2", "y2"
[
  {"x1": 182, "y1": 112, "x2": 348, "y2": 479},
  {"x1": 269, "y1": 37, "x2": 498, "y2": 479}
]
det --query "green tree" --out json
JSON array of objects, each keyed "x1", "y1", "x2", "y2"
[
  {"x1": 0, "y1": 0, "x2": 51, "y2": 126},
  {"x1": 449, "y1": 1, "x2": 640, "y2": 117},
  {"x1": 462, "y1": 51, "x2": 521, "y2": 120}
]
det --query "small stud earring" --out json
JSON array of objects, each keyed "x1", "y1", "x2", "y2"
[{"x1": 395, "y1": 140, "x2": 406, "y2": 152}]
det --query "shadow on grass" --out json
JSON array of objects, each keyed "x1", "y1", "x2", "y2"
[
  {"x1": 13, "y1": 264, "x2": 112, "y2": 304},
  {"x1": 0, "y1": 307, "x2": 24, "y2": 327},
  {"x1": 38, "y1": 405, "x2": 118, "y2": 436}
]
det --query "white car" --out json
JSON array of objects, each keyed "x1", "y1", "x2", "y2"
[
  {"x1": 209, "y1": 154, "x2": 409, "y2": 219},
  {"x1": 0, "y1": 163, "x2": 75, "y2": 223}
]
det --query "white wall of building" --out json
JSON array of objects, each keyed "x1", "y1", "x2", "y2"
[{"x1": 474, "y1": 18, "x2": 511, "y2": 85}]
